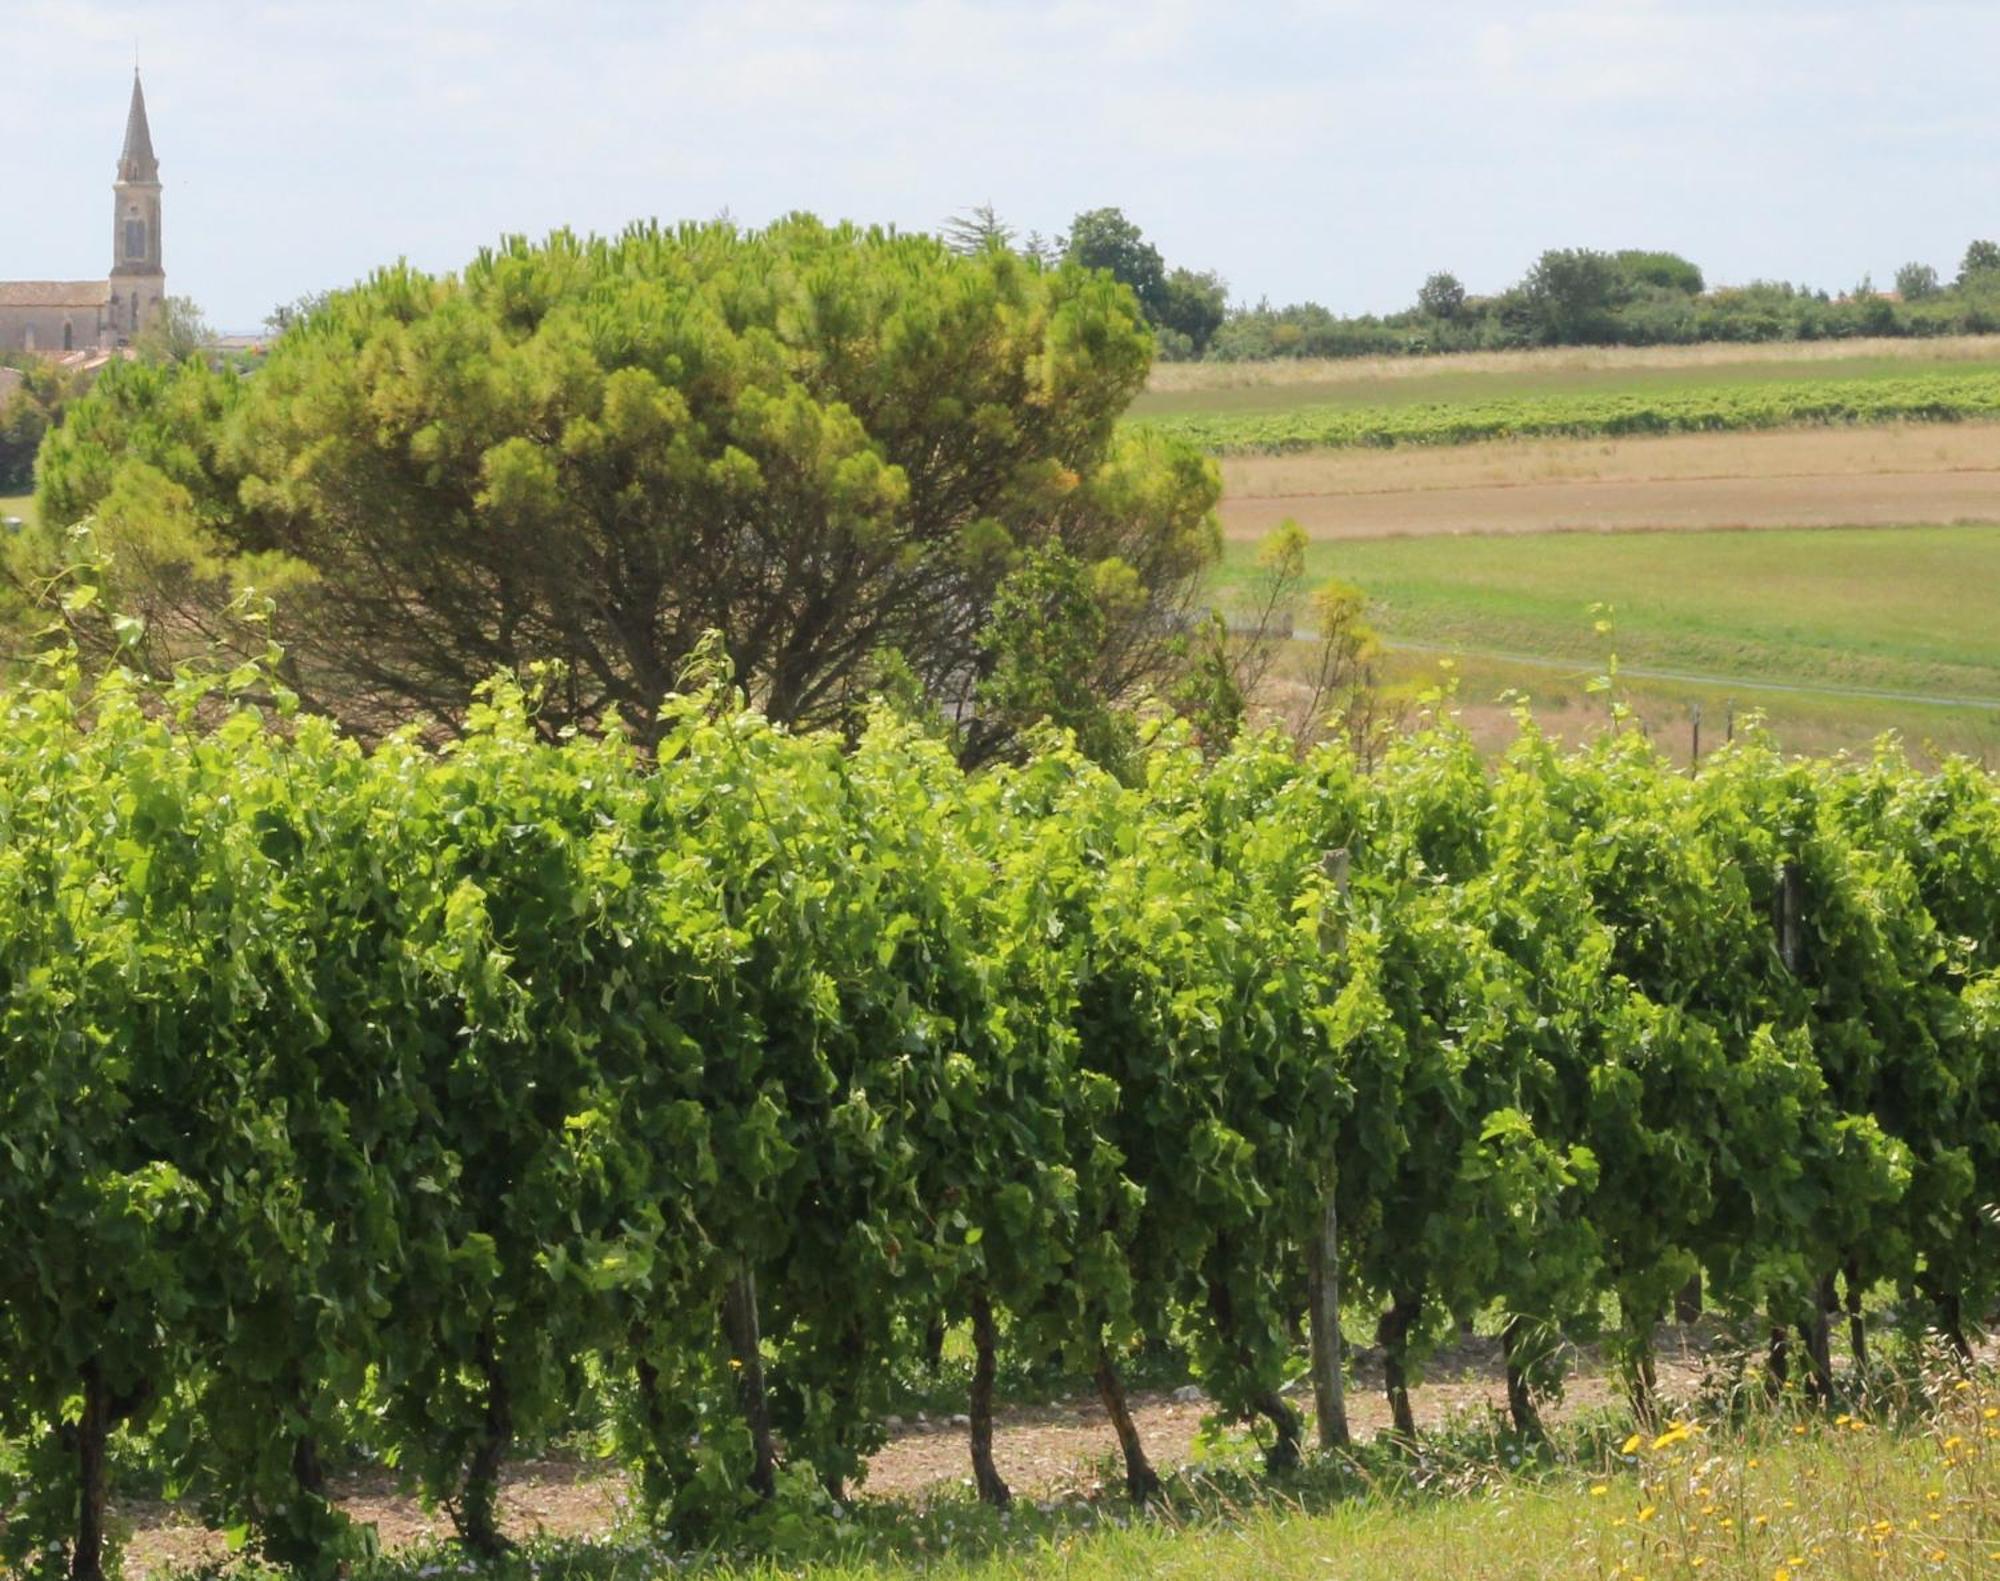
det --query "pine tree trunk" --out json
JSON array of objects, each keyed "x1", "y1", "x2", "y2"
[
  {"x1": 1378, "y1": 1292, "x2": 1422, "y2": 1440},
  {"x1": 1501, "y1": 1317, "x2": 1545, "y2": 1439},
  {"x1": 723, "y1": 1266, "x2": 778, "y2": 1498},
  {"x1": 968, "y1": 1290, "x2": 1011, "y2": 1508},
  {"x1": 1094, "y1": 1344, "x2": 1161, "y2": 1502}
]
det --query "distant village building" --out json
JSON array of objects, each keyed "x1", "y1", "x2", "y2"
[{"x1": 0, "y1": 71, "x2": 166, "y2": 354}]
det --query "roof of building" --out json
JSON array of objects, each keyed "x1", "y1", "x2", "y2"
[
  {"x1": 120, "y1": 69, "x2": 158, "y2": 183},
  {"x1": 0, "y1": 281, "x2": 108, "y2": 308}
]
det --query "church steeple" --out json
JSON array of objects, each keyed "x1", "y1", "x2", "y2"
[
  {"x1": 119, "y1": 69, "x2": 159, "y2": 184},
  {"x1": 110, "y1": 68, "x2": 165, "y2": 341}
]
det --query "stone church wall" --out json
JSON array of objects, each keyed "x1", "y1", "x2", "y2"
[{"x1": 0, "y1": 302, "x2": 111, "y2": 355}]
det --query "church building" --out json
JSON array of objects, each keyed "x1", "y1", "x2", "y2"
[{"x1": 0, "y1": 71, "x2": 167, "y2": 354}]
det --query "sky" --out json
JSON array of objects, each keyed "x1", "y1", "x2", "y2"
[{"x1": 6, "y1": 0, "x2": 1998, "y2": 332}]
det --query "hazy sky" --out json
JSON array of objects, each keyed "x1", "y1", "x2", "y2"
[{"x1": 7, "y1": 0, "x2": 1997, "y2": 332}]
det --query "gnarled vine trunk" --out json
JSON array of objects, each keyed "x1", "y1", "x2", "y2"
[
  {"x1": 1205, "y1": 1249, "x2": 1302, "y2": 1471},
  {"x1": 72, "y1": 1361, "x2": 112, "y2": 1581},
  {"x1": 70, "y1": 1362, "x2": 151, "y2": 1581},
  {"x1": 1377, "y1": 1291, "x2": 1422, "y2": 1441},
  {"x1": 1799, "y1": 1274, "x2": 1836, "y2": 1407},
  {"x1": 1843, "y1": 1257, "x2": 1868, "y2": 1373},
  {"x1": 455, "y1": 1326, "x2": 515, "y2": 1558},
  {"x1": 1094, "y1": 1344, "x2": 1161, "y2": 1501},
  {"x1": 1501, "y1": 1317, "x2": 1545, "y2": 1439},
  {"x1": 968, "y1": 1289, "x2": 1011, "y2": 1507}
]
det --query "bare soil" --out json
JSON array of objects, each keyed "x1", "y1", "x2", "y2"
[
  {"x1": 1216, "y1": 424, "x2": 2000, "y2": 543},
  {"x1": 1220, "y1": 423, "x2": 2000, "y2": 503},
  {"x1": 117, "y1": 1332, "x2": 1713, "y2": 1575},
  {"x1": 1222, "y1": 469, "x2": 2000, "y2": 542}
]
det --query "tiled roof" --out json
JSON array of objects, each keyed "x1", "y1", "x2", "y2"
[{"x1": 0, "y1": 281, "x2": 108, "y2": 308}]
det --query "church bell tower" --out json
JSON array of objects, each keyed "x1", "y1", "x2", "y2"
[{"x1": 110, "y1": 68, "x2": 165, "y2": 342}]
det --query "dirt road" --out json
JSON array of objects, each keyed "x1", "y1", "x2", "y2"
[
  {"x1": 1216, "y1": 424, "x2": 2000, "y2": 541},
  {"x1": 1222, "y1": 468, "x2": 2000, "y2": 542}
]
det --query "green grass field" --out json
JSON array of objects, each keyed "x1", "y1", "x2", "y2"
[
  {"x1": 0, "y1": 493, "x2": 32, "y2": 526},
  {"x1": 1217, "y1": 524, "x2": 2000, "y2": 761},
  {"x1": 1218, "y1": 524, "x2": 2000, "y2": 702}
]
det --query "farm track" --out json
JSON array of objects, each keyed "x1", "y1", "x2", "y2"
[
  {"x1": 1219, "y1": 467, "x2": 2000, "y2": 542},
  {"x1": 117, "y1": 1332, "x2": 1713, "y2": 1575}
]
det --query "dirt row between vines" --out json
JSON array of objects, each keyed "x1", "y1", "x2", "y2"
[{"x1": 121, "y1": 1331, "x2": 1713, "y2": 1575}]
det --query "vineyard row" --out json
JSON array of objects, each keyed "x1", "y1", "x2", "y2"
[
  {"x1": 1135, "y1": 370, "x2": 2000, "y2": 453},
  {"x1": 2, "y1": 660, "x2": 1997, "y2": 1576}
]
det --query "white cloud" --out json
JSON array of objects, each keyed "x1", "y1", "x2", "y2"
[{"x1": 4, "y1": 0, "x2": 1997, "y2": 325}]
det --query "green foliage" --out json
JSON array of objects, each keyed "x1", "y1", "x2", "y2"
[
  {"x1": 1063, "y1": 210, "x2": 1227, "y2": 358},
  {"x1": 1065, "y1": 208, "x2": 1167, "y2": 320},
  {"x1": 131, "y1": 295, "x2": 215, "y2": 365},
  {"x1": 1517, "y1": 249, "x2": 1631, "y2": 345},
  {"x1": 1896, "y1": 262, "x2": 1942, "y2": 303},
  {"x1": 973, "y1": 544, "x2": 1138, "y2": 770},
  {"x1": 1, "y1": 640, "x2": 1997, "y2": 1572},
  {"x1": 1416, "y1": 272, "x2": 1467, "y2": 322},
  {"x1": 29, "y1": 220, "x2": 1218, "y2": 753},
  {"x1": 1209, "y1": 243, "x2": 2000, "y2": 363},
  {"x1": 1960, "y1": 239, "x2": 2000, "y2": 285},
  {"x1": 1615, "y1": 250, "x2": 1705, "y2": 295},
  {"x1": 1155, "y1": 269, "x2": 1229, "y2": 359}
]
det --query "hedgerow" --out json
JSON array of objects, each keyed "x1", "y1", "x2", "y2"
[{"x1": 1, "y1": 649, "x2": 1996, "y2": 1578}]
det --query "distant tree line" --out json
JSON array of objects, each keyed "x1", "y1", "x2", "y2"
[{"x1": 946, "y1": 207, "x2": 2000, "y2": 362}]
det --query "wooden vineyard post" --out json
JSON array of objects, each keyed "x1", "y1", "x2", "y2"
[
  {"x1": 1309, "y1": 848, "x2": 1352, "y2": 1450},
  {"x1": 1777, "y1": 861, "x2": 1803, "y2": 977},
  {"x1": 1689, "y1": 702, "x2": 1702, "y2": 769},
  {"x1": 1773, "y1": 861, "x2": 1835, "y2": 1400}
]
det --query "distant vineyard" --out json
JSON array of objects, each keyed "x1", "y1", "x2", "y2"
[
  {"x1": 3, "y1": 652, "x2": 1999, "y2": 1578},
  {"x1": 1135, "y1": 371, "x2": 2000, "y2": 453}
]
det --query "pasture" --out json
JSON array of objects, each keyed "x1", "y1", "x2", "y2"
[
  {"x1": 0, "y1": 492, "x2": 31, "y2": 526},
  {"x1": 1219, "y1": 523, "x2": 2000, "y2": 697},
  {"x1": 1221, "y1": 523, "x2": 2000, "y2": 762}
]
